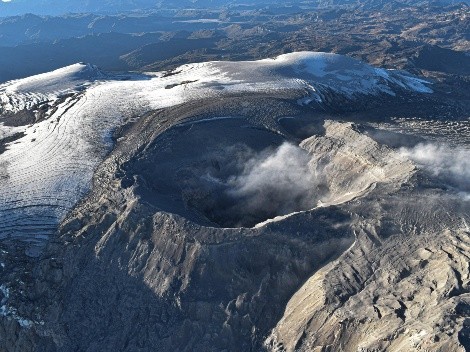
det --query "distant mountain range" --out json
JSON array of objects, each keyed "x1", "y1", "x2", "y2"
[{"x1": 0, "y1": 0, "x2": 465, "y2": 16}]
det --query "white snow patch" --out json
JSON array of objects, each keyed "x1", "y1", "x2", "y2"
[
  {"x1": 0, "y1": 285, "x2": 9, "y2": 300},
  {"x1": 17, "y1": 318, "x2": 33, "y2": 328},
  {"x1": 254, "y1": 210, "x2": 306, "y2": 228},
  {"x1": 0, "y1": 63, "x2": 104, "y2": 113},
  {"x1": 175, "y1": 19, "x2": 222, "y2": 23},
  {"x1": 0, "y1": 284, "x2": 35, "y2": 328}
]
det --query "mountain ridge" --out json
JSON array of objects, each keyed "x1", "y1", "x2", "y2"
[{"x1": 0, "y1": 0, "x2": 465, "y2": 16}]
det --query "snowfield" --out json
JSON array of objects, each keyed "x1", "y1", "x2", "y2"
[
  {"x1": 0, "y1": 52, "x2": 433, "y2": 115},
  {"x1": 0, "y1": 63, "x2": 105, "y2": 113},
  {"x1": 0, "y1": 52, "x2": 433, "y2": 255}
]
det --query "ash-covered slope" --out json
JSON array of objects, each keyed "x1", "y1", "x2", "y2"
[
  {"x1": 2, "y1": 52, "x2": 465, "y2": 352},
  {"x1": 26, "y1": 112, "x2": 469, "y2": 351},
  {"x1": 0, "y1": 52, "x2": 432, "y2": 255},
  {"x1": 266, "y1": 124, "x2": 470, "y2": 351}
]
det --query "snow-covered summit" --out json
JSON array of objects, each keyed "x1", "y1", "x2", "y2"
[
  {"x1": 0, "y1": 63, "x2": 104, "y2": 113},
  {"x1": 1, "y1": 63, "x2": 103, "y2": 94},
  {"x1": 209, "y1": 52, "x2": 433, "y2": 99}
]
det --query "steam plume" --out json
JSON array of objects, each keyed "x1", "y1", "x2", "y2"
[
  {"x1": 193, "y1": 142, "x2": 317, "y2": 227},
  {"x1": 400, "y1": 143, "x2": 470, "y2": 199}
]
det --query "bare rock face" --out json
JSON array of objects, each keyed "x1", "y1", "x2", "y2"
[
  {"x1": 265, "y1": 126, "x2": 470, "y2": 351},
  {"x1": 266, "y1": 212, "x2": 470, "y2": 351},
  {"x1": 300, "y1": 120, "x2": 415, "y2": 206}
]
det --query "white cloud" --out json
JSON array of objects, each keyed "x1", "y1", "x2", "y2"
[{"x1": 400, "y1": 143, "x2": 470, "y2": 198}]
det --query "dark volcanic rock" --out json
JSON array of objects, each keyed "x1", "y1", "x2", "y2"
[{"x1": 25, "y1": 97, "x2": 355, "y2": 351}]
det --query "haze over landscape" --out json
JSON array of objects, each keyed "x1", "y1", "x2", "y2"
[{"x1": 0, "y1": 0, "x2": 469, "y2": 351}]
